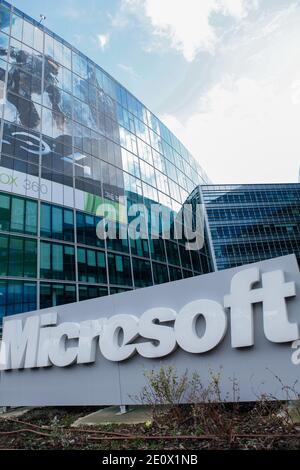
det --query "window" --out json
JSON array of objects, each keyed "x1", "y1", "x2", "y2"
[
  {"x1": 121, "y1": 148, "x2": 140, "y2": 178},
  {"x1": 191, "y1": 251, "x2": 202, "y2": 273},
  {"x1": 179, "y1": 244, "x2": 192, "y2": 270},
  {"x1": 40, "y1": 283, "x2": 76, "y2": 309},
  {"x1": 0, "y1": 193, "x2": 10, "y2": 231},
  {"x1": 10, "y1": 198, "x2": 25, "y2": 233},
  {"x1": 72, "y1": 52, "x2": 88, "y2": 79},
  {"x1": 130, "y1": 237, "x2": 149, "y2": 258},
  {"x1": 149, "y1": 239, "x2": 167, "y2": 263},
  {"x1": 2, "y1": 122, "x2": 41, "y2": 165},
  {"x1": 0, "y1": 234, "x2": 37, "y2": 278},
  {"x1": 40, "y1": 242, "x2": 75, "y2": 280},
  {"x1": 76, "y1": 211, "x2": 105, "y2": 248},
  {"x1": 10, "y1": 16, "x2": 22, "y2": 40},
  {"x1": 140, "y1": 160, "x2": 156, "y2": 186},
  {"x1": 106, "y1": 223, "x2": 129, "y2": 253},
  {"x1": 0, "y1": 5, "x2": 11, "y2": 35},
  {"x1": 0, "y1": 234, "x2": 8, "y2": 276},
  {"x1": 165, "y1": 241, "x2": 180, "y2": 266},
  {"x1": 152, "y1": 262, "x2": 169, "y2": 285},
  {"x1": 108, "y1": 253, "x2": 132, "y2": 286},
  {"x1": 0, "y1": 279, "x2": 6, "y2": 320},
  {"x1": 110, "y1": 287, "x2": 132, "y2": 295},
  {"x1": 132, "y1": 258, "x2": 152, "y2": 288},
  {"x1": 0, "y1": 30, "x2": 9, "y2": 61},
  {"x1": 53, "y1": 65, "x2": 72, "y2": 93},
  {"x1": 79, "y1": 285, "x2": 108, "y2": 302},
  {"x1": 200, "y1": 254, "x2": 211, "y2": 274},
  {"x1": 169, "y1": 266, "x2": 182, "y2": 281},
  {"x1": 0, "y1": 193, "x2": 38, "y2": 235},
  {"x1": 41, "y1": 203, "x2": 74, "y2": 241},
  {"x1": 22, "y1": 19, "x2": 34, "y2": 49},
  {"x1": 77, "y1": 248, "x2": 107, "y2": 284},
  {"x1": 45, "y1": 35, "x2": 71, "y2": 69},
  {"x1": 23, "y1": 239, "x2": 37, "y2": 278},
  {"x1": 25, "y1": 200, "x2": 38, "y2": 234},
  {"x1": 0, "y1": 280, "x2": 37, "y2": 318},
  {"x1": 183, "y1": 270, "x2": 193, "y2": 279}
]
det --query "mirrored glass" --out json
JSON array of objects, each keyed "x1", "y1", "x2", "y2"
[
  {"x1": 11, "y1": 14, "x2": 22, "y2": 41},
  {"x1": 0, "y1": 5, "x2": 11, "y2": 34},
  {"x1": 22, "y1": 19, "x2": 34, "y2": 48},
  {"x1": 0, "y1": 30, "x2": 9, "y2": 60}
]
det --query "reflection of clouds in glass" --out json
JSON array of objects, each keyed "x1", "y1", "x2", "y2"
[
  {"x1": 4, "y1": 100, "x2": 19, "y2": 124},
  {"x1": 62, "y1": 93, "x2": 73, "y2": 118},
  {"x1": 135, "y1": 126, "x2": 149, "y2": 144},
  {"x1": 42, "y1": 106, "x2": 72, "y2": 139},
  {"x1": 41, "y1": 107, "x2": 54, "y2": 137},
  {"x1": 0, "y1": 9, "x2": 10, "y2": 34},
  {"x1": 0, "y1": 36, "x2": 7, "y2": 47},
  {"x1": 0, "y1": 93, "x2": 4, "y2": 106},
  {"x1": 41, "y1": 77, "x2": 74, "y2": 137},
  {"x1": 81, "y1": 105, "x2": 97, "y2": 130}
]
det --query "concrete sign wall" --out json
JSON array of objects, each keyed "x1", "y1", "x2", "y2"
[{"x1": 1, "y1": 255, "x2": 300, "y2": 406}]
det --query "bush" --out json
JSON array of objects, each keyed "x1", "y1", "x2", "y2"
[{"x1": 131, "y1": 366, "x2": 298, "y2": 440}]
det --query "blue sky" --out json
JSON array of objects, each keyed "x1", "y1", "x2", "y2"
[{"x1": 11, "y1": 0, "x2": 300, "y2": 184}]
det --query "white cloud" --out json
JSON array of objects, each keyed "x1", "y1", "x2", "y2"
[
  {"x1": 118, "y1": 0, "x2": 299, "y2": 184},
  {"x1": 160, "y1": 76, "x2": 300, "y2": 184},
  {"x1": 156, "y1": 2, "x2": 300, "y2": 185},
  {"x1": 97, "y1": 34, "x2": 109, "y2": 50},
  {"x1": 122, "y1": 0, "x2": 259, "y2": 61}
]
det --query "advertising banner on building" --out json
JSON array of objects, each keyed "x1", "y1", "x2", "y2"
[{"x1": 0, "y1": 254, "x2": 300, "y2": 406}]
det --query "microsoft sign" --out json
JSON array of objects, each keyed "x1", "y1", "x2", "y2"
[{"x1": 0, "y1": 255, "x2": 299, "y2": 406}]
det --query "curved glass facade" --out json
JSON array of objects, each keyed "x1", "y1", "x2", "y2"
[{"x1": 0, "y1": 1, "x2": 213, "y2": 321}]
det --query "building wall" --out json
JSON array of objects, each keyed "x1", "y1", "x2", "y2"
[
  {"x1": 201, "y1": 184, "x2": 300, "y2": 270},
  {"x1": 0, "y1": 1, "x2": 213, "y2": 321}
]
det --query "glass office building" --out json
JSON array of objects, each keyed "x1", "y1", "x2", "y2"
[
  {"x1": 201, "y1": 184, "x2": 300, "y2": 271},
  {"x1": 1, "y1": 1, "x2": 299, "y2": 325},
  {"x1": 0, "y1": 1, "x2": 213, "y2": 321}
]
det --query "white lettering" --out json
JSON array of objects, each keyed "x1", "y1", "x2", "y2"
[
  {"x1": 1, "y1": 268, "x2": 298, "y2": 371},
  {"x1": 261, "y1": 270, "x2": 298, "y2": 342},
  {"x1": 224, "y1": 268, "x2": 297, "y2": 348},
  {"x1": 77, "y1": 318, "x2": 106, "y2": 364},
  {"x1": 175, "y1": 299, "x2": 227, "y2": 353},
  {"x1": 37, "y1": 312, "x2": 58, "y2": 368},
  {"x1": 136, "y1": 307, "x2": 177, "y2": 358},
  {"x1": 48, "y1": 322, "x2": 80, "y2": 367},
  {"x1": 0, "y1": 316, "x2": 40, "y2": 370},
  {"x1": 99, "y1": 314, "x2": 139, "y2": 361}
]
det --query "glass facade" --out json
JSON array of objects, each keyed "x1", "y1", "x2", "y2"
[
  {"x1": 0, "y1": 1, "x2": 213, "y2": 323},
  {"x1": 0, "y1": 2, "x2": 298, "y2": 326},
  {"x1": 201, "y1": 184, "x2": 300, "y2": 270}
]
